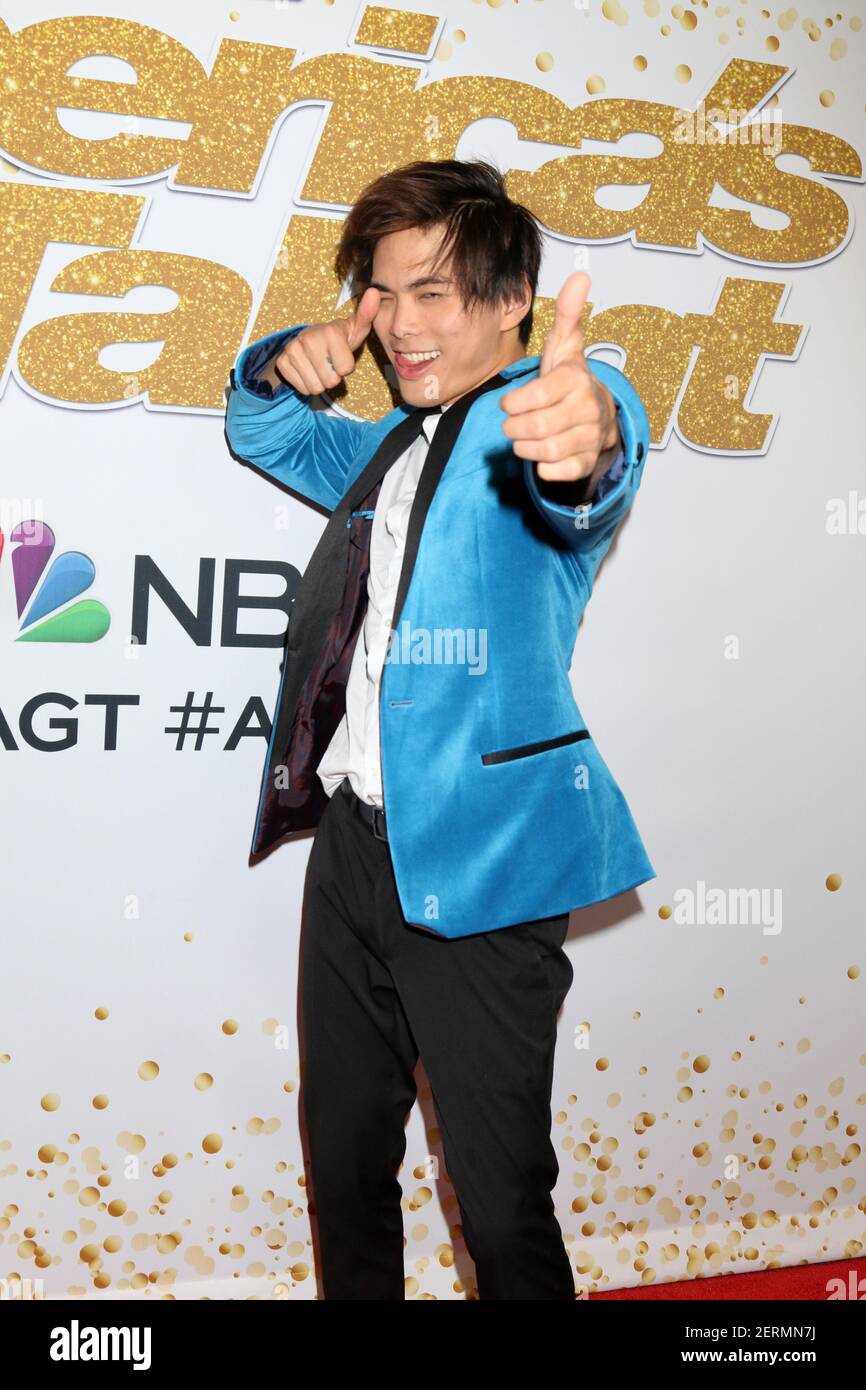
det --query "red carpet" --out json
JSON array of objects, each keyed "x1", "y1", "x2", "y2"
[{"x1": 589, "y1": 1255, "x2": 865, "y2": 1300}]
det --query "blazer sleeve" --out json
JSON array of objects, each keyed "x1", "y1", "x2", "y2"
[
  {"x1": 522, "y1": 358, "x2": 649, "y2": 588},
  {"x1": 224, "y1": 324, "x2": 372, "y2": 513}
]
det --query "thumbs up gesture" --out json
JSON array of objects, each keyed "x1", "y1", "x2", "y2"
[
  {"x1": 500, "y1": 271, "x2": 621, "y2": 488},
  {"x1": 260, "y1": 286, "x2": 382, "y2": 396}
]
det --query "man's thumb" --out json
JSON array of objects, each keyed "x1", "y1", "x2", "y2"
[
  {"x1": 540, "y1": 270, "x2": 590, "y2": 376},
  {"x1": 346, "y1": 286, "x2": 381, "y2": 351}
]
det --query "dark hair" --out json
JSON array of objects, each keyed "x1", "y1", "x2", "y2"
[{"x1": 335, "y1": 158, "x2": 542, "y2": 347}]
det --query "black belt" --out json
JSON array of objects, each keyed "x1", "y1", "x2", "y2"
[{"x1": 339, "y1": 777, "x2": 388, "y2": 841}]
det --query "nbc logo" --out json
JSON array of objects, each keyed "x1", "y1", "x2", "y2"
[{"x1": 0, "y1": 519, "x2": 110, "y2": 642}]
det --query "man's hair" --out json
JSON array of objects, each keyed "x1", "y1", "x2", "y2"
[{"x1": 335, "y1": 158, "x2": 543, "y2": 347}]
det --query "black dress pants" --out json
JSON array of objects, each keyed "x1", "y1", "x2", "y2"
[{"x1": 299, "y1": 776, "x2": 576, "y2": 1300}]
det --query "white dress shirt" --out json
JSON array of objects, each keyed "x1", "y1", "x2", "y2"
[{"x1": 316, "y1": 404, "x2": 450, "y2": 806}]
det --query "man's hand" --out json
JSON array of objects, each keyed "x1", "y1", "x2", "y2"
[
  {"x1": 499, "y1": 271, "x2": 622, "y2": 499},
  {"x1": 257, "y1": 286, "x2": 381, "y2": 395}
]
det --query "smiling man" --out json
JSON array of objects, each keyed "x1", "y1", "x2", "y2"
[{"x1": 224, "y1": 158, "x2": 654, "y2": 1301}]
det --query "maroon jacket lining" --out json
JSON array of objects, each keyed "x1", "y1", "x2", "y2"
[{"x1": 256, "y1": 478, "x2": 382, "y2": 839}]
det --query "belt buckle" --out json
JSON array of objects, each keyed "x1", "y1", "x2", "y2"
[{"x1": 371, "y1": 806, "x2": 388, "y2": 841}]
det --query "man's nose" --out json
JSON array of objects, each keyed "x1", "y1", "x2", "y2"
[{"x1": 390, "y1": 298, "x2": 422, "y2": 340}]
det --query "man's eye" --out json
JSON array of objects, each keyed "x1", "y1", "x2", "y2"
[{"x1": 421, "y1": 293, "x2": 441, "y2": 300}]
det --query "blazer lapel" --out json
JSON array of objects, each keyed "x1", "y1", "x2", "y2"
[
  {"x1": 340, "y1": 408, "x2": 431, "y2": 511},
  {"x1": 390, "y1": 368, "x2": 513, "y2": 631}
]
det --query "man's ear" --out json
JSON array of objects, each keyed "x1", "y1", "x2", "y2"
[{"x1": 502, "y1": 275, "x2": 533, "y2": 329}]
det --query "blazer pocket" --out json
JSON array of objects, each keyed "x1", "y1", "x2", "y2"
[{"x1": 480, "y1": 728, "x2": 590, "y2": 766}]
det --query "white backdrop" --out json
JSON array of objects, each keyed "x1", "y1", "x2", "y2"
[{"x1": 1, "y1": 0, "x2": 864, "y2": 1300}]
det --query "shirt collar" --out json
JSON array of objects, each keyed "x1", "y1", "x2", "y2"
[{"x1": 421, "y1": 408, "x2": 443, "y2": 444}]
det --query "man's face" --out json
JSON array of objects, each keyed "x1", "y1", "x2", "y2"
[{"x1": 368, "y1": 223, "x2": 525, "y2": 409}]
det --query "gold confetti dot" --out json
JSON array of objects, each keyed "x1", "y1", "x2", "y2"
[
  {"x1": 137, "y1": 1060, "x2": 159, "y2": 1081},
  {"x1": 848, "y1": 965, "x2": 860, "y2": 980},
  {"x1": 118, "y1": 1132, "x2": 146, "y2": 1154},
  {"x1": 693, "y1": 1054, "x2": 710, "y2": 1073},
  {"x1": 41, "y1": 1093, "x2": 61, "y2": 1112},
  {"x1": 222, "y1": 1019, "x2": 239, "y2": 1035},
  {"x1": 202, "y1": 1133, "x2": 223, "y2": 1154},
  {"x1": 587, "y1": 75, "x2": 606, "y2": 95},
  {"x1": 825, "y1": 873, "x2": 842, "y2": 891},
  {"x1": 194, "y1": 1073, "x2": 213, "y2": 1091},
  {"x1": 658, "y1": 904, "x2": 672, "y2": 920},
  {"x1": 602, "y1": 0, "x2": 630, "y2": 24},
  {"x1": 94, "y1": 1007, "x2": 109, "y2": 1021},
  {"x1": 675, "y1": 64, "x2": 692, "y2": 83},
  {"x1": 92, "y1": 1095, "x2": 109, "y2": 1110},
  {"x1": 536, "y1": 52, "x2": 554, "y2": 73}
]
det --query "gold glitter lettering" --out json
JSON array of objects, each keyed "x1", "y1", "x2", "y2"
[
  {"x1": 0, "y1": 16, "x2": 204, "y2": 179},
  {"x1": 0, "y1": 184, "x2": 141, "y2": 380},
  {"x1": 17, "y1": 240, "x2": 251, "y2": 408}
]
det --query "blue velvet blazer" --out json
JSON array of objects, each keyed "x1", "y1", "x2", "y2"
[{"x1": 224, "y1": 325, "x2": 655, "y2": 938}]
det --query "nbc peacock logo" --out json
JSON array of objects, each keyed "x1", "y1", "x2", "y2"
[{"x1": 0, "y1": 519, "x2": 110, "y2": 642}]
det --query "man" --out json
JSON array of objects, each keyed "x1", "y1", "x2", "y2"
[{"x1": 224, "y1": 158, "x2": 654, "y2": 1300}]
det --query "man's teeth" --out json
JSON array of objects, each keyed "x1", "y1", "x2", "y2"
[{"x1": 400, "y1": 351, "x2": 440, "y2": 362}]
